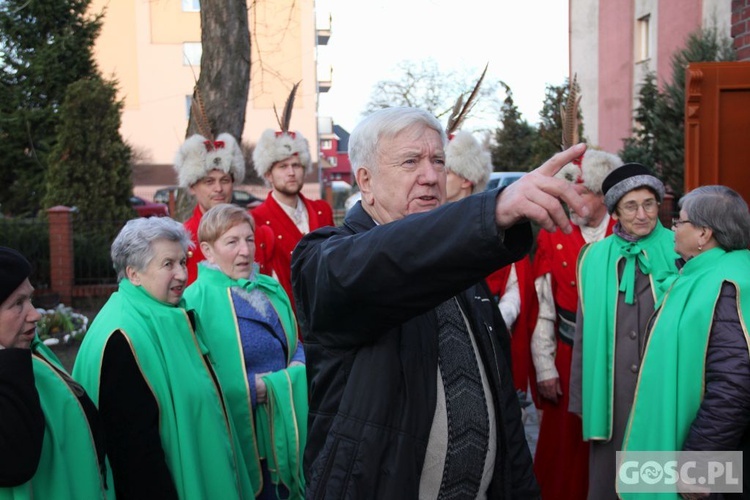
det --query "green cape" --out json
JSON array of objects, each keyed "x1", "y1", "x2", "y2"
[
  {"x1": 0, "y1": 340, "x2": 112, "y2": 500},
  {"x1": 577, "y1": 222, "x2": 678, "y2": 440},
  {"x1": 184, "y1": 264, "x2": 305, "y2": 498},
  {"x1": 620, "y1": 248, "x2": 750, "y2": 499},
  {"x1": 73, "y1": 279, "x2": 252, "y2": 500}
]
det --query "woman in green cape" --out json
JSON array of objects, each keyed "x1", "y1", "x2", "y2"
[
  {"x1": 622, "y1": 186, "x2": 750, "y2": 499},
  {"x1": 184, "y1": 204, "x2": 307, "y2": 499},
  {"x1": 73, "y1": 217, "x2": 253, "y2": 499},
  {"x1": 0, "y1": 246, "x2": 111, "y2": 500}
]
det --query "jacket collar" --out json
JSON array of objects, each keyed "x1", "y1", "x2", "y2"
[{"x1": 343, "y1": 200, "x2": 378, "y2": 233}]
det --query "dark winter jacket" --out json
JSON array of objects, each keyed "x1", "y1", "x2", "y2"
[
  {"x1": 683, "y1": 281, "x2": 750, "y2": 498},
  {"x1": 291, "y1": 189, "x2": 539, "y2": 499},
  {"x1": 0, "y1": 348, "x2": 44, "y2": 486}
]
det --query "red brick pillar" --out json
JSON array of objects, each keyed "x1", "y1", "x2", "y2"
[{"x1": 47, "y1": 206, "x2": 74, "y2": 306}]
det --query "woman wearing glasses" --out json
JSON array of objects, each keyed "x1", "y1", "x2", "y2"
[
  {"x1": 569, "y1": 163, "x2": 680, "y2": 500},
  {"x1": 623, "y1": 185, "x2": 750, "y2": 498}
]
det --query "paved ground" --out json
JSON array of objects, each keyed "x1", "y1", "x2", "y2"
[{"x1": 524, "y1": 403, "x2": 541, "y2": 457}]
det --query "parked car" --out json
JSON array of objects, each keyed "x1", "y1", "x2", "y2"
[
  {"x1": 486, "y1": 171, "x2": 525, "y2": 191},
  {"x1": 153, "y1": 186, "x2": 179, "y2": 205},
  {"x1": 231, "y1": 189, "x2": 263, "y2": 209},
  {"x1": 130, "y1": 196, "x2": 169, "y2": 217}
]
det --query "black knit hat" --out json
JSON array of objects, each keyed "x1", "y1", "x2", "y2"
[
  {"x1": 0, "y1": 247, "x2": 32, "y2": 305},
  {"x1": 602, "y1": 163, "x2": 665, "y2": 214}
]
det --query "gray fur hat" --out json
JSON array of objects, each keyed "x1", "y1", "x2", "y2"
[
  {"x1": 555, "y1": 149, "x2": 623, "y2": 195},
  {"x1": 173, "y1": 133, "x2": 245, "y2": 188},
  {"x1": 445, "y1": 131, "x2": 492, "y2": 193},
  {"x1": 252, "y1": 129, "x2": 312, "y2": 178},
  {"x1": 602, "y1": 163, "x2": 665, "y2": 214}
]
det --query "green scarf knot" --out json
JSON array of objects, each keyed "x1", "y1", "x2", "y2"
[{"x1": 618, "y1": 241, "x2": 653, "y2": 304}]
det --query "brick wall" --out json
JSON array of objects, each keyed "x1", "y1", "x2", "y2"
[{"x1": 732, "y1": 0, "x2": 750, "y2": 61}]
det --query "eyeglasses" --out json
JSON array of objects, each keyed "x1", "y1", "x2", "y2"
[
  {"x1": 671, "y1": 218, "x2": 693, "y2": 228},
  {"x1": 617, "y1": 199, "x2": 660, "y2": 215}
]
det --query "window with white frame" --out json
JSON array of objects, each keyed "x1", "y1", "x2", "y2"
[
  {"x1": 182, "y1": 0, "x2": 200, "y2": 12},
  {"x1": 635, "y1": 15, "x2": 651, "y2": 62},
  {"x1": 183, "y1": 42, "x2": 202, "y2": 66},
  {"x1": 328, "y1": 156, "x2": 338, "y2": 166},
  {"x1": 321, "y1": 139, "x2": 332, "y2": 150}
]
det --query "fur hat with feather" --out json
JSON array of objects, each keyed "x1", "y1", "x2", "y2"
[
  {"x1": 445, "y1": 131, "x2": 492, "y2": 193},
  {"x1": 554, "y1": 73, "x2": 622, "y2": 194},
  {"x1": 444, "y1": 65, "x2": 491, "y2": 192},
  {"x1": 174, "y1": 133, "x2": 246, "y2": 188},
  {"x1": 555, "y1": 149, "x2": 623, "y2": 194},
  {"x1": 252, "y1": 82, "x2": 312, "y2": 178}
]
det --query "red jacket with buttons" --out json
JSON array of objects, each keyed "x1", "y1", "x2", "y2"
[
  {"x1": 251, "y1": 192, "x2": 334, "y2": 309},
  {"x1": 533, "y1": 220, "x2": 616, "y2": 312}
]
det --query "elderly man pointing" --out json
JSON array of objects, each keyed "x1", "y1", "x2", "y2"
[{"x1": 292, "y1": 107, "x2": 589, "y2": 499}]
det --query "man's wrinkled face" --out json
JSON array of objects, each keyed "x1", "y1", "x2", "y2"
[
  {"x1": 357, "y1": 125, "x2": 446, "y2": 224},
  {"x1": 570, "y1": 188, "x2": 607, "y2": 228},
  {"x1": 190, "y1": 170, "x2": 233, "y2": 212}
]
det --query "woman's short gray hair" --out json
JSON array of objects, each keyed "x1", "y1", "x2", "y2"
[
  {"x1": 680, "y1": 185, "x2": 750, "y2": 251},
  {"x1": 349, "y1": 107, "x2": 446, "y2": 178},
  {"x1": 111, "y1": 217, "x2": 193, "y2": 281},
  {"x1": 198, "y1": 203, "x2": 255, "y2": 245}
]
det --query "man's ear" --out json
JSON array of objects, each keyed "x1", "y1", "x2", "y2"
[
  {"x1": 461, "y1": 177, "x2": 473, "y2": 190},
  {"x1": 356, "y1": 167, "x2": 374, "y2": 206}
]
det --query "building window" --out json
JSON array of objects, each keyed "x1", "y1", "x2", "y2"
[
  {"x1": 183, "y1": 42, "x2": 202, "y2": 66},
  {"x1": 182, "y1": 0, "x2": 200, "y2": 12},
  {"x1": 328, "y1": 156, "x2": 338, "y2": 166},
  {"x1": 185, "y1": 95, "x2": 192, "y2": 120},
  {"x1": 321, "y1": 139, "x2": 332, "y2": 150},
  {"x1": 635, "y1": 15, "x2": 650, "y2": 62}
]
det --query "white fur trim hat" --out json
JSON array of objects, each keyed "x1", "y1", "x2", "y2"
[
  {"x1": 173, "y1": 133, "x2": 245, "y2": 188},
  {"x1": 445, "y1": 131, "x2": 492, "y2": 193},
  {"x1": 252, "y1": 129, "x2": 312, "y2": 178},
  {"x1": 555, "y1": 149, "x2": 623, "y2": 195}
]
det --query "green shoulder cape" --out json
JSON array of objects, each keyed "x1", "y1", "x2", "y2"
[
  {"x1": 577, "y1": 222, "x2": 678, "y2": 440},
  {"x1": 72, "y1": 279, "x2": 252, "y2": 500},
  {"x1": 620, "y1": 248, "x2": 750, "y2": 499},
  {"x1": 184, "y1": 264, "x2": 305, "y2": 498},
  {"x1": 0, "y1": 340, "x2": 112, "y2": 500}
]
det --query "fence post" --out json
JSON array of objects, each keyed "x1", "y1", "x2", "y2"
[{"x1": 48, "y1": 206, "x2": 74, "y2": 306}]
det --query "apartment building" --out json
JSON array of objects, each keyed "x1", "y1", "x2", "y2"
[
  {"x1": 90, "y1": 0, "x2": 330, "y2": 173},
  {"x1": 569, "y1": 0, "x2": 732, "y2": 153}
]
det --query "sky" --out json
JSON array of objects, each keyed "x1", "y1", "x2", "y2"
[{"x1": 314, "y1": 0, "x2": 571, "y2": 134}]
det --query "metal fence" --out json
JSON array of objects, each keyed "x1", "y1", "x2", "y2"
[{"x1": 0, "y1": 217, "x2": 50, "y2": 288}]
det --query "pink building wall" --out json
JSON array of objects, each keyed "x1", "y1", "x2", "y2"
[
  {"x1": 597, "y1": 2, "x2": 634, "y2": 153},
  {"x1": 657, "y1": 0, "x2": 702, "y2": 88}
]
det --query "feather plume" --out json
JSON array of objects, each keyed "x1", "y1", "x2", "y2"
[
  {"x1": 190, "y1": 84, "x2": 214, "y2": 143},
  {"x1": 446, "y1": 63, "x2": 488, "y2": 136},
  {"x1": 274, "y1": 81, "x2": 301, "y2": 133},
  {"x1": 560, "y1": 73, "x2": 582, "y2": 151}
]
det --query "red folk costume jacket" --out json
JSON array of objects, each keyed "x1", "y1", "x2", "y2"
[
  {"x1": 533, "y1": 219, "x2": 616, "y2": 315},
  {"x1": 485, "y1": 256, "x2": 539, "y2": 395},
  {"x1": 183, "y1": 205, "x2": 275, "y2": 285},
  {"x1": 251, "y1": 193, "x2": 334, "y2": 306}
]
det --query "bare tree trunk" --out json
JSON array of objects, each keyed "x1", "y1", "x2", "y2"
[{"x1": 187, "y1": 0, "x2": 250, "y2": 144}]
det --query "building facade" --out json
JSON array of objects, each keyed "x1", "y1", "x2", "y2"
[
  {"x1": 90, "y1": 0, "x2": 331, "y2": 174},
  {"x1": 569, "y1": 0, "x2": 732, "y2": 153}
]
